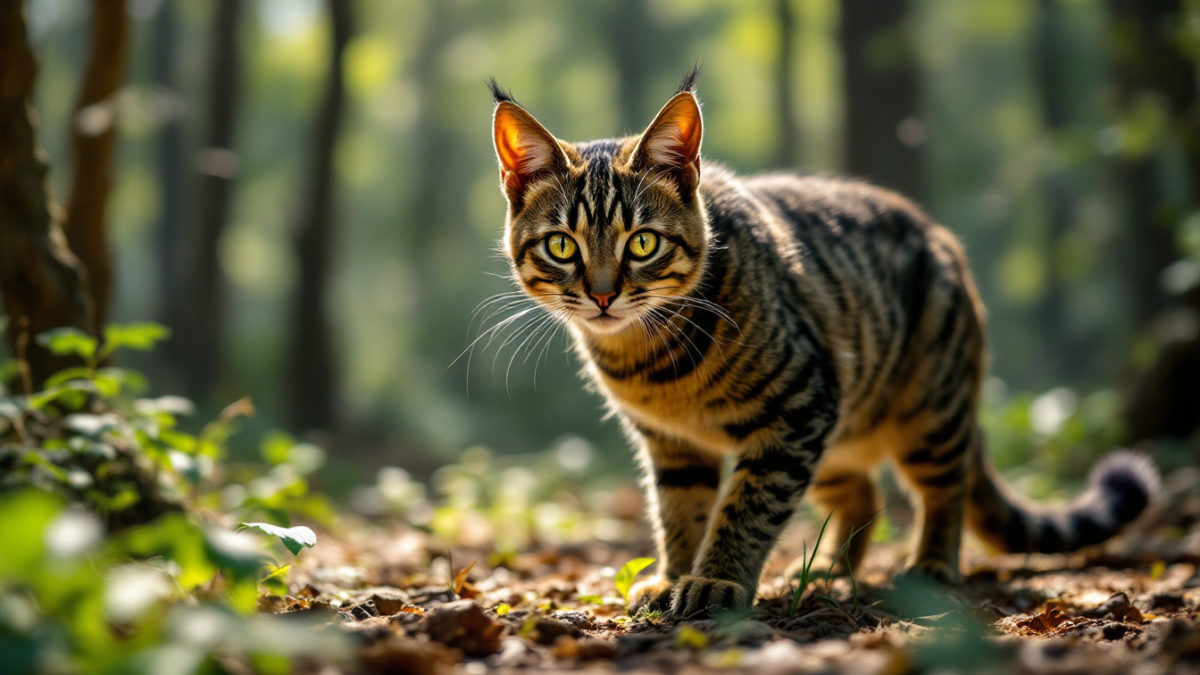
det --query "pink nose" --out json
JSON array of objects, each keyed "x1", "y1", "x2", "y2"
[{"x1": 590, "y1": 291, "x2": 616, "y2": 308}]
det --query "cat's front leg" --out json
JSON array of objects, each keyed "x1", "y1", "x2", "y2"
[
  {"x1": 627, "y1": 430, "x2": 722, "y2": 614},
  {"x1": 672, "y1": 433, "x2": 830, "y2": 618}
]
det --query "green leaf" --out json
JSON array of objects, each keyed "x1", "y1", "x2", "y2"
[
  {"x1": 29, "y1": 385, "x2": 90, "y2": 411},
  {"x1": 100, "y1": 322, "x2": 171, "y2": 358},
  {"x1": 674, "y1": 624, "x2": 709, "y2": 649},
  {"x1": 37, "y1": 328, "x2": 97, "y2": 360},
  {"x1": 21, "y1": 449, "x2": 68, "y2": 483},
  {"x1": 261, "y1": 563, "x2": 292, "y2": 597},
  {"x1": 261, "y1": 431, "x2": 295, "y2": 465},
  {"x1": 0, "y1": 489, "x2": 63, "y2": 576},
  {"x1": 43, "y1": 366, "x2": 93, "y2": 389},
  {"x1": 237, "y1": 522, "x2": 317, "y2": 556},
  {"x1": 90, "y1": 370, "x2": 122, "y2": 398},
  {"x1": 613, "y1": 557, "x2": 655, "y2": 606}
]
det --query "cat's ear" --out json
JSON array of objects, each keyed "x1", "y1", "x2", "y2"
[
  {"x1": 630, "y1": 91, "x2": 703, "y2": 196},
  {"x1": 493, "y1": 101, "x2": 568, "y2": 207}
]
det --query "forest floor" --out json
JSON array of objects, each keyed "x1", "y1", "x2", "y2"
[{"x1": 275, "y1": 469, "x2": 1200, "y2": 674}]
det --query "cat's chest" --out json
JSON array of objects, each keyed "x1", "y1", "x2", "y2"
[{"x1": 588, "y1": 362, "x2": 734, "y2": 454}]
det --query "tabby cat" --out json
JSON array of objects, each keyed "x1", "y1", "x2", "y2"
[{"x1": 488, "y1": 70, "x2": 1158, "y2": 619}]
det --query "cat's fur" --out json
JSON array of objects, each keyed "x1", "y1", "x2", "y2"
[{"x1": 489, "y1": 71, "x2": 1158, "y2": 618}]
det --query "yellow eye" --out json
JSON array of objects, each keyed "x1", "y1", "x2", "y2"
[
  {"x1": 627, "y1": 231, "x2": 659, "y2": 259},
  {"x1": 545, "y1": 233, "x2": 577, "y2": 261}
]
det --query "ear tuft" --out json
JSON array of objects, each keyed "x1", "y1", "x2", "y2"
[
  {"x1": 675, "y1": 62, "x2": 702, "y2": 95},
  {"x1": 487, "y1": 76, "x2": 516, "y2": 104}
]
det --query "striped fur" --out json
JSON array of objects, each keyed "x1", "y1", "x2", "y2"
[{"x1": 489, "y1": 79, "x2": 1159, "y2": 619}]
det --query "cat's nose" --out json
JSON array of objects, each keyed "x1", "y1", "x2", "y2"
[{"x1": 589, "y1": 291, "x2": 616, "y2": 308}]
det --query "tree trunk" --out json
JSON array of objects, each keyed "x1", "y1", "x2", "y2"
[
  {"x1": 1109, "y1": 0, "x2": 1197, "y2": 327},
  {"x1": 1033, "y1": 0, "x2": 1079, "y2": 380},
  {"x1": 184, "y1": 0, "x2": 242, "y2": 400},
  {"x1": 152, "y1": 0, "x2": 186, "y2": 381},
  {"x1": 1110, "y1": 0, "x2": 1200, "y2": 442},
  {"x1": 839, "y1": 0, "x2": 922, "y2": 199},
  {"x1": 285, "y1": 0, "x2": 353, "y2": 432},
  {"x1": 62, "y1": 0, "x2": 129, "y2": 335},
  {"x1": 0, "y1": 2, "x2": 92, "y2": 388},
  {"x1": 774, "y1": 0, "x2": 800, "y2": 168},
  {"x1": 610, "y1": 0, "x2": 654, "y2": 133}
]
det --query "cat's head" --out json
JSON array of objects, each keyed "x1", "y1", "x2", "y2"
[{"x1": 490, "y1": 75, "x2": 709, "y2": 336}]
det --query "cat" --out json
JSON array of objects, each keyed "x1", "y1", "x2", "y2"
[{"x1": 487, "y1": 69, "x2": 1159, "y2": 619}]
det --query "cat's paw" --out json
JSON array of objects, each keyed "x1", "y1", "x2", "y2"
[
  {"x1": 899, "y1": 558, "x2": 960, "y2": 584},
  {"x1": 628, "y1": 575, "x2": 674, "y2": 614},
  {"x1": 669, "y1": 575, "x2": 751, "y2": 619}
]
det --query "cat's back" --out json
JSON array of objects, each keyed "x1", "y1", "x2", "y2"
[
  {"x1": 707, "y1": 168, "x2": 932, "y2": 244},
  {"x1": 702, "y1": 166, "x2": 970, "y2": 292}
]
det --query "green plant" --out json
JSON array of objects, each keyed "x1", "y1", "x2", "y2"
[
  {"x1": 788, "y1": 510, "x2": 833, "y2": 616},
  {"x1": 0, "y1": 323, "x2": 345, "y2": 672},
  {"x1": 614, "y1": 556, "x2": 656, "y2": 609}
]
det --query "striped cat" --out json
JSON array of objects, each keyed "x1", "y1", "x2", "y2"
[{"x1": 488, "y1": 71, "x2": 1158, "y2": 619}]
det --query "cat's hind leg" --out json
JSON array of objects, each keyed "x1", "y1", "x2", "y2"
[{"x1": 891, "y1": 406, "x2": 979, "y2": 583}]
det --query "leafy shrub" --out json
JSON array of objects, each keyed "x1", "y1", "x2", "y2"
[{"x1": 0, "y1": 322, "x2": 345, "y2": 673}]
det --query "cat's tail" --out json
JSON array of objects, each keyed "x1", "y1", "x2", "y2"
[{"x1": 966, "y1": 447, "x2": 1159, "y2": 554}]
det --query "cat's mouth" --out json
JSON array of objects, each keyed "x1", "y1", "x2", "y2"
[{"x1": 580, "y1": 310, "x2": 633, "y2": 334}]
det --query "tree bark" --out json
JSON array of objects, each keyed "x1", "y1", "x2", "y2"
[
  {"x1": 184, "y1": 0, "x2": 242, "y2": 400},
  {"x1": 1033, "y1": 0, "x2": 1079, "y2": 380},
  {"x1": 152, "y1": 0, "x2": 186, "y2": 378},
  {"x1": 285, "y1": 0, "x2": 354, "y2": 432},
  {"x1": 1109, "y1": 0, "x2": 1200, "y2": 442},
  {"x1": 0, "y1": 2, "x2": 92, "y2": 388},
  {"x1": 774, "y1": 0, "x2": 800, "y2": 168},
  {"x1": 610, "y1": 0, "x2": 654, "y2": 133},
  {"x1": 62, "y1": 0, "x2": 129, "y2": 334},
  {"x1": 1109, "y1": 0, "x2": 1198, "y2": 327},
  {"x1": 839, "y1": 0, "x2": 922, "y2": 199}
]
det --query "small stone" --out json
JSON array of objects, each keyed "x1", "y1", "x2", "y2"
[
  {"x1": 1148, "y1": 593, "x2": 1187, "y2": 612},
  {"x1": 422, "y1": 600, "x2": 504, "y2": 656},
  {"x1": 553, "y1": 610, "x2": 594, "y2": 629},
  {"x1": 372, "y1": 592, "x2": 415, "y2": 616},
  {"x1": 1102, "y1": 622, "x2": 1130, "y2": 641},
  {"x1": 525, "y1": 615, "x2": 582, "y2": 645}
]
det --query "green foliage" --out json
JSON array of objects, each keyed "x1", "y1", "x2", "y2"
[
  {"x1": 614, "y1": 556, "x2": 656, "y2": 608},
  {"x1": 359, "y1": 443, "x2": 632, "y2": 555},
  {"x1": 980, "y1": 383, "x2": 1127, "y2": 496},
  {"x1": 0, "y1": 323, "x2": 342, "y2": 672},
  {"x1": 238, "y1": 522, "x2": 318, "y2": 556},
  {"x1": 788, "y1": 510, "x2": 833, "y2": 616}
]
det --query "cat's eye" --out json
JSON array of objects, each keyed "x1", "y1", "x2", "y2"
[
  {"x1": 627, "y1": 231, "x2": 659, "y2": 260},
  {"x1": 545, "y1": 233, "x2": 577, "y2": 261}
]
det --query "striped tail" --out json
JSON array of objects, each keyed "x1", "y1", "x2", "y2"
[{"x1": 966, "y1": 450, "x2": 1159, "y2": 554}]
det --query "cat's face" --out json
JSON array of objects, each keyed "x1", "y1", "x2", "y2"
[{"x1": 492, "y1": 90, "x2": 709, "y2": 335}]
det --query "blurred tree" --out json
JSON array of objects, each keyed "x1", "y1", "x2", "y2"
[
  {"x1": 1110, "y1": 0, "x2": 1200, "y2": 442},
  {"x1": 285, "y1": 0, "x2": 354, "y2": 433},
  {"x1": 610, "y1": 0, "x2": 654, "y2": 132},
  {"x1": 183, "y1": 0, "x2": 242, "y2": 400},
  {"x1": 1033, "y1": 0, "x2": 1079, "y2": 379},
  {"x1": 1109, "y1": 0, "x2": 1197, "y2": 327},
  {"x1": 62, "y1": 0, "x2": 129, "y2": 335},
  {"x1": 1124, "y1": 287, "x2": 1200, "y2": 443},
  {"x1": 774, "y1": 0, "x2": 800, "y2": 168},
  {"x1": 839, "y1": 0, "x2": 921, "y2": 198},
  {"x1": 152, "y1": 0, "x2": 186, "y2": 384},
  {"x1": 0, "y1": 2, "x2": 92, "y2": 387}
]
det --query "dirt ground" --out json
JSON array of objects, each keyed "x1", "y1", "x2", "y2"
[{"x1": 274, "y1": 468, "x2": 1200, "y2": 674}]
